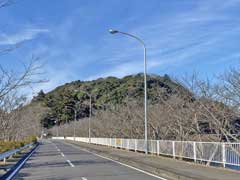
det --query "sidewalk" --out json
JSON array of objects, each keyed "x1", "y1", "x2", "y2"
[{"x1": 65, "y1": 140, "x2": 240, "y2": 180}]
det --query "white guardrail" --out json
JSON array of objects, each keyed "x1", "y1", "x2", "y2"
[
  {"x1": 53, "y1": 137, "x2": 240, "y2": 168},
  {"x1": 0, "y1": 143, "x2": 33, "y2": 164}
]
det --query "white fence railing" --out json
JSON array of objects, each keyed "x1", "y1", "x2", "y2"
[{"x1": 54, "y1": 137, "x2": 240, "y2": 168}]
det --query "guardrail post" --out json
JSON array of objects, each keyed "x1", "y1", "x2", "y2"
[
  {"x1": 127, "y1": 139, "x2": 130, "y2": 150},
  {"x1": 222, "y1": 143, "x2": 226, "y2": 168},
  {"x1": 157, "y1": 140, "x2": 160, "y2": 155},
  {"x1": 193, "y1": 142, "x2": 197, "y2": 162},
  {"x1": 115, "y1": 138, "x2": 117, "y2": 148},
  {"x1": 172, "y1": 141, "x2": 175, "y2": 159},
  {"x1": 3, "y1": 157, "x2": 6, "y2": 164},
  {"x1": 135, "y1": 139, "x2": 137, "y2": 152}
]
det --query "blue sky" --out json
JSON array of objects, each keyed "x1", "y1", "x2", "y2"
[{"x1": 0, "y1": 0, "x2": 240, "y2": 96}]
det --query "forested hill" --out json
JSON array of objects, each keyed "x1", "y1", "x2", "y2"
[{"x1": 33, "y1": 74, "x2": 191, "y2": 128}]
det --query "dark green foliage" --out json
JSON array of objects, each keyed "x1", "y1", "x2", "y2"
[
  {"x1": 33, "y1": 90, "x2": 45, "y2": 101},
  {"x1": 33, "y1": 74, "x2": 190, "y2": 128}
]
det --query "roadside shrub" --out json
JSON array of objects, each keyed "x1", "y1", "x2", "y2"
[{"x1": 0, "y1": 136, "x2": 37, "y2": 153}]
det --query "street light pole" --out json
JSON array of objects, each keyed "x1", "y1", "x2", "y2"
[
  {"x1": 65, "y1": 106, "x2": 77, "y2": 140},
  {"x1": 57, "y1": 122, "x2": 59, "y2": 137},
  {"x1": 143, "y1": 45, "x2": 148, "y2": 155},
  {"x1": 73, "y1": 108, "x2": 76, "y2": 140},
  {"x1": 89, "y1": 95, "x2": 92, "y2": 143},
  {"x1": 74, "y1": 90, "x2": 92, "y2": 142},
  {"x1": 109, "y1": 29, "x2": 148, "y2": 154}
]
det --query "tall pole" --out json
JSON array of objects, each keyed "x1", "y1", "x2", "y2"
[
  {"x1": 89, "y1": 95, "x2": 92, "y2": 143},
  {"x1": 77, "y1": 90, "x2": 92, "y2": 143},
  {"x1": 65, "y1": 106, "x2": 77, "y2": 140},
  {"x1": 74, "y1": 108, "x2": 76, "y2": 140},
  {"x1": 57, "y1": 124, "x2": 59, "y2": 137},
  {"x1": 143, "y1": 46, "x2": 148, "y2": 154},
  {"x1": 109, "y1": 29, "x2": 148, "y2": 154},
  {"x1": 57, "y1": 119, "x2": 59, "y2": 137}
]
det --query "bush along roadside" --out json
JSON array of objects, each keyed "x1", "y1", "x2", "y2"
[{"x1": 0, "y1": 136, "x2": 37, "y2": 153}]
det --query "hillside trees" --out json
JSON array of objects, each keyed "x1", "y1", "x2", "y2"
[
  {"x1": 49, "y1": 67, "x2": 239, "y2": 142},
  {"x1": 39, "y1": 74, "x2": 186, "y2": 128}
]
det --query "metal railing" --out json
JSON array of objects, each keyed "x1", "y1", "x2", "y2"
[
  {"x1": 54, "y1": 137, "x2": 240, "y2": 168},
  {"x1": 0, "y1": 143, "x2": 33, "y2": 164}
]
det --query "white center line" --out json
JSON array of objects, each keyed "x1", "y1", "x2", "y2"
[
  {"x1": 67, "y1": 159, "x2": 75, "y2": 167},
  {"x1": 81, "y1": 177, "x2": 88, "y2": 180},
  {"x1": 55, "y1": 144, "x2": 74, "y2": 168},
  {"x1": 54, "y1": 144, "x2": 60, "y2": 152}
]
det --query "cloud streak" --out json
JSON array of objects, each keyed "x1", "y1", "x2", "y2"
[
  {"x1": 118, "y1": 1, "x2": 240, "y2": 69},
  {"x1": 6, "y1": 0, "x2": 239, "y2": 95},
  {"x1": 0, "y1": 28, "x2": 49, "y2": 45}
]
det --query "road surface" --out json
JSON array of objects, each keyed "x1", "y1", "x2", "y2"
[{"x1": 13, "y1": 140, "x2": 166, "y2": 180}]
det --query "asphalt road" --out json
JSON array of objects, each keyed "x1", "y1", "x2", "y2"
[{"x1": 13, "y1": 140, "x2": 166, "y2": 180}]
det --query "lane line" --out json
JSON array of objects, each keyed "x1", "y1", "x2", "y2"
[
  {"x1": 53, "y1": 142, "x2": 75, "y2": 168},
  {"x1": 63, "y1": 142, "x2": 167, "y2": 180},
  {"x1": 66, "y1": 159, "x2": 75, "y2": 167},
  {"x1": 54, "y1": 144, "x2": 60, "y2": 152},
  {"x1": 81, "y1": 177, "x2": 88, "y2": 180}
]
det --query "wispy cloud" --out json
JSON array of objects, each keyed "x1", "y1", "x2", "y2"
[
  {"x1": 0, "y1": 28, "x2": 49, "y2": 45},
  {"x1": 11, "y1": 0, "x2": 240, "y2": 95},
  {"x1": 86, "y1": 0, "x2": 240, "y2": 81}
]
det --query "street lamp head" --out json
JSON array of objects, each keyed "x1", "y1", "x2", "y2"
[{"x1": 109, "y1": 29, "x2": 119, "y2": 34}]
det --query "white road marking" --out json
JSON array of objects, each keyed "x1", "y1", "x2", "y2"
[
  {"x1": 77, "y1": 146, "x2": 168, "y2": 180},
  {"x1": 54, "y1": 144, "x2": 60, "y2": 152},
  {"x1": 67, "y1": 159, "x2": 75, "y2": 167},
  {"x1": 81, "y1": 177, "x2": 88, "y2": 180},
  {"x1": 54, "y1": 142, "x2": 75, "y2": 168}
]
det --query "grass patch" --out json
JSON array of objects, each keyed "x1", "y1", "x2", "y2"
[{"x1": 0, "y1": 136, "x2": 37, "y2": 153}]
